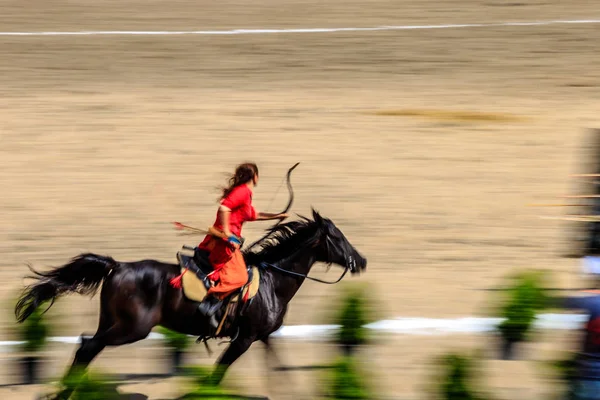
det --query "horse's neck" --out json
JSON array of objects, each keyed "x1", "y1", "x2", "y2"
[{"x1": 270, "y1": 251, "x2": 317, "y2": 304}]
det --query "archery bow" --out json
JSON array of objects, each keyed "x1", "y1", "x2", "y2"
[
  {"x1": 272, "y1": 162, "x2": 300, "y2": 228},
  {"x1": 244, "y1": 162, "x2": 300, "y2": 251}
]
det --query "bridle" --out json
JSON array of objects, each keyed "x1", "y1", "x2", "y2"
[
  {"x1": 258, "y1": 236, "x2": 356, "y2": 285},
  {"x1": 260, "y1": 261, "x2": 350, "y2": 285}
]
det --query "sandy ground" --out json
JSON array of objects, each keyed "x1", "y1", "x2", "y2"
[{"x1": 1, "y1": 0, "x2": 600, "y2": 398}]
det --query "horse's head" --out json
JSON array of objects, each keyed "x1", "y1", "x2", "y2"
[{"x1": 311, "y1": 209, "x2": 367, "y2": 275}]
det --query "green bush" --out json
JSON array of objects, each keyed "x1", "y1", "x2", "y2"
[
  {"x1": 318, "y1": 284, "x2": 378, "y2": 399},
  {"x1": 497, "y1": 271, "x2": 549, "y2": 343},
  {"x1": 332, "y1": 284, "x2": 375, "y2": 352},
  {"x1": 70, "y1": 370, "x2": 119, "y2": 400},
  {"x1": 57, "y1": 366, "x2": 120, "y2": 400},
  {"x1": 18, "y1": 301, "x2": 50, "y2": 353},
  {"x1": 427, "y1": 352, "x2": 495, "y2": 400},
  {"x1": 157, "y1": 325, "x2": 191, "y2": 351},
  {"x1": 320, "y1": 356, "x2": 373, "y2": 400},
  {"x1": 179, "y1": 365, "x2": 244, "y2": 399},
  {"x1": 437, "y1": 354, "x2": 482, "y2": 400},
  {"x1": 180, "y1": 384, "x2": 241, "y2": 400}
]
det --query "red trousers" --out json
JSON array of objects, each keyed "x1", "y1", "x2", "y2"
[{"x1": 199, "y1": 236, "x2": 249, "y2": 300}]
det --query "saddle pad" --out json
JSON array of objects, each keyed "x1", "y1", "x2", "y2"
[{"x1": 181, "y1": 266, "x2": 260, "y2": 303}]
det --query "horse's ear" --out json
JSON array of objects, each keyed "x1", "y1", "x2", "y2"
[{"x1": 311, "y1": 207, "x2": 324, "y2": 225}]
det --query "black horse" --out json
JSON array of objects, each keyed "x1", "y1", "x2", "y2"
[{"x1": 15, "y1": 209, "x2": 367, "y2": 399}]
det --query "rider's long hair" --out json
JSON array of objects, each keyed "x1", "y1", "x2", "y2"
[{"x1": 220, "y1": 162, "x2": 259, "y2": 200}]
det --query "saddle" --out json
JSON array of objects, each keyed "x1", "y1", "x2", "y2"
[
  {"x1": 176, "y1": 247, "x2": 214, "y2": 291},
  {"x1": 175, "y1": 245, "x2": 260, "y2": 337}
]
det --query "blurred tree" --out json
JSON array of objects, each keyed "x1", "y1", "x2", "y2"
[
  {"x1": 157, "y1": 325, "x2": 192, "y2": 375},
  {"x1": 332, "y1": 283, "x2": 375, "y2": 356},
  {"x1": 16, "y1": 300, "x2": 50, "y2": 384},
  {"x1": 318, "y1": 283, "x2": 378, "y2": 399},
  {"x1": 432, "y1": 353, "x2": 491, "y2": 400},
  {"x1": 320, "y1": 356, "x2": 373, "y2": 400},
  {"x1": 496, "y1": 270, "x2": 549, "y2": 359},
  {"x1": 179, "y1": 365, "x2": 246, "y2": 399},
  {"x1": 64, "y1": 367, "x2": 120, "y2": 400}
]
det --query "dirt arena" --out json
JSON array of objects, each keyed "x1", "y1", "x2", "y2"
[{"x1": 1, "y1": 0, "x2": 600, "y2": 398}]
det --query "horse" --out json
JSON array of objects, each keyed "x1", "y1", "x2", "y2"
[{"x1": 14, "y1": 209, "x2": 367, "y2": 399}]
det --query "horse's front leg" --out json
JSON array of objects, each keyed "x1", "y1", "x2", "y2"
[
  {"x1": 206, "y1": 336, "x2": 255, "y2": 386},
  {"x1": 262, "y1": 336, "x2": 286, "y2": 371},
  {"x1": 262, "y1": 336, "x2": 299, "y2": 399}
]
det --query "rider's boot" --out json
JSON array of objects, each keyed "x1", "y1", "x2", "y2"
[{"x1": 198, "y1": 295, "x2": 223, "y2": 330}]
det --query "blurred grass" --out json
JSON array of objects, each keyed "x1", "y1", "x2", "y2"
[
  {"x1": 3, "y1": 289, "x2": 57, "y2": 351},
  {"x1": 156, "y1": 325, "x2": 192, "y2": 351},
  {"x1": 429, "y1": 352, "x2": 494, "y2": 400},
  {"x1": 64, "y1": 367, "x2": 121, "y2": 400},
  {"x1": 319, "y1": 355, "x2": 374, "y2": 399},
  {"x1": 179, "y1": 365, "x2": 249, "y2": 399},
  {"x1": 496, "y1": 270, "x2": 550, "y2": 343}
]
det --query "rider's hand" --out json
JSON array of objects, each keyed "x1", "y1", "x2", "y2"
[
  {"x1": 226, "y1": 234, "x2": 241, "y2": 250},
  {"x1": 278, "y1": 213, "x2": 290, "y2": 220}
]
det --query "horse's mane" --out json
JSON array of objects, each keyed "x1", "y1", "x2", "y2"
[{"x1": 243, "y1": 214, "x2": 322, "y2": 265}]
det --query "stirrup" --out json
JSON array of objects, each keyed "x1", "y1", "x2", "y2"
[
  {"x1": 198, "y1": 296, "x2": 222, "y2": 317},
  {"x1": 196, "y1": 336, "x2": 213, "y2": 356},
  {"x1": 218, "y1": 327, "x2": 240, "y2": 346}
]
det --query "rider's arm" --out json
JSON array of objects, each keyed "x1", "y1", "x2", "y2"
[
  {"x1": 218, "y1": 205, "x2": 233, "y2": 237},
  {"x1": 255, "y1": 212, "x2": 288, "y2": 221}
]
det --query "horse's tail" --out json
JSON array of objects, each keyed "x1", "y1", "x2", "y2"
[{"x1": 15, "y1": 253, "x2": 118, "y2": 323}]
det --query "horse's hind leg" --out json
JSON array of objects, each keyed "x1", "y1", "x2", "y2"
[
  {"x1": 262, "y1": 337, "x2": 297, "y2": 399},
  {"x1": 49, "y1": 312, "x2": 111, "y2": 400},
  {"x1": 49, "y1": 335, "x2": 105, "y2": 399},
  {"x1": 54, "y1": 309, "x2": 157, "y2": 399}
]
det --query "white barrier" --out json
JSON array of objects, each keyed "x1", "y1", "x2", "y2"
[
  {"x1": 0, "y1": 313, "x2": 588, "y2": 347},
  {"x1": 0, "y1": 19, "x2": 599, "y2": 36}
]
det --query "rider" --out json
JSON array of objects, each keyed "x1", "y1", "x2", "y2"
[{"x1": 197, "y1": 162, "x2": 288, "y2": 328}]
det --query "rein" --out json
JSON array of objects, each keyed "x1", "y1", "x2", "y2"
[{"x1": 260, "y1": 262, "x2": 350, "y2": 284}]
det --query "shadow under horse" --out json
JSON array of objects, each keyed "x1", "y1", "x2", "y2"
[{"x1": 14, "y1": 209, "x2": 367, "y2": 399}]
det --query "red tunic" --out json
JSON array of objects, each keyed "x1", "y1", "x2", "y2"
[
  {"x1": 197, "y1": 184, "x2": 256, "y2": 299},
  {"x1": 211, "y1": 184, "x2": 256, "y2": 237}
]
